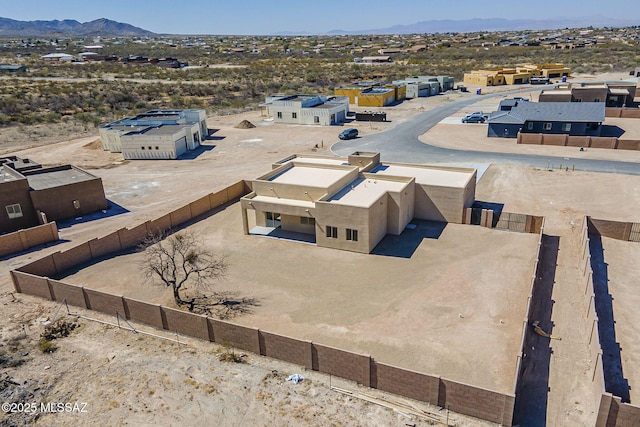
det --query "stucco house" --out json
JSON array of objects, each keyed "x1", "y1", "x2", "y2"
[
  {"x1": 1, "y1": 156, "x2": 107, "y2": 233},
  {"x1": 240, "y1": 152, "x2": 476, "y2": 253},
  {"x1": 260, "y1": 95, "x2": 349, "y2": 125},
  {"x1": 99, "y1": 109, "x2": 207, "y2": 160}
]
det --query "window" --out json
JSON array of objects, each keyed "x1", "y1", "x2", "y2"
[
  {"x1": 277, "y1": 112, "x2": 282, "y2": 119},
  {"x1": 326, "y1": 226, "x2": 338, "y2": 238},
  {"x1": 527, "y1": 122, "x2": 534, "y2": 130},
  {"x1": 155, "y1": 146, "x2": 159, "y2": 150},
  {"x1": 300, "y1": 217, "x2": 315, "y2": 225},
  {"x1": 593, "y1": 98, "x2": 600, "y2": 102},
  {"x1": 141, "y1": 146, "x2": 145, "y2": 150},
  {"x1": 6, "y1": 204, "x2": 23, "y2": 219},
  {"x1": 314, "y1": 116, "x2": 319, "y2": 124},
  {"x1": 575, "y1": 98, "x2": 582, "y2": 102},
  {"x1": 543, "y1": 123, "x2": 552, "y2": 131},
  {"x1": 148, "y1": 146, "x2": 152, "y2": 150},
  {"x1": 346, "y1": 228, "x2": 358, "y2": 241},
  {"x1": 563, "y1": 123, "x2": 571, "y2": 132},
  {"x1": 292, "y1": 112, "x2": 297, "y2": 119}
]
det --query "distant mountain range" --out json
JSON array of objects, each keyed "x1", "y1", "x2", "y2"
[
  {"x1": 0, "y1": 17, "x2": 155, "y2": 37},
  {"x1": 295, "y1": 17, "x2": 639, "y2": 35}
]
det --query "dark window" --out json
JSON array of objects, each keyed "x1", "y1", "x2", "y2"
[
  {"x1": 5, "y1": 204, "x2": 23, "y2": 219},
  {"x1": 346, "y1": 229, "x2": 358, "y2": 241},
  {"x1": 277, "y1": 112, "x2": 282, "y2": 119},
  {"x1": 300, "y1": 217, "x2": 315, "y2": 225},
  {"x1": 292, "y1": 112, "x2": 297, "y2": 119},
  {"x1": 326, "y1": 226, "x2": 338, "y2": 238},
  {"x1": 543, "y1": 123, "x2": 552, "y2": 130}
]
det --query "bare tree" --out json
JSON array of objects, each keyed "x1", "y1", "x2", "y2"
[{"x1": 140, "y1": 231, "x2": 226, "y2": 311}]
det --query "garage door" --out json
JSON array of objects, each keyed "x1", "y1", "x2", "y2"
[{"x1": 174, "y1": 136, "x2": 187, "y2": 158}]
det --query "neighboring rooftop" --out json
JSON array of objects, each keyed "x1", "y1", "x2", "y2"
[
  {"x1": 488, "y1": 102, "x2": 606, "y2": 125},
  {"x1": 23, "y1": 165, "x2": 99, "y2": 190}
]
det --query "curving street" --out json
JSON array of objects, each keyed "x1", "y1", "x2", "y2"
[{"x1": 332, "y1": 92, "x2": 640, "y2": 175}]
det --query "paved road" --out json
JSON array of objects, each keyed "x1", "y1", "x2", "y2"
[{"x1": 332, "y1": 93, "x2": 640, "y2": 175}]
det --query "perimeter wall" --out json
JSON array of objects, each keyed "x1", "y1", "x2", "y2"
[
  {"x1": 582, "y1": 217, "x2": 640, "y2": 426},
  {"x1": 0, "y1": 222, "x2": 59, "y2": 258},
  {"x1": 10, "y1": 181, "x2": 520, "y2": 426}
]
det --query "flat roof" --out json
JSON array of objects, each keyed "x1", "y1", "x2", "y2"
[
  {"x1": 281, "y1": 157, "x2": 349, "y2": 167},
  {"x1": 123, "y1": 125, "x2": 184, "y2": 137},
  {"x1": 372, "y1": 164, "x2": 473, "y2": 188},
  {"x1": 328, "y1": 177, "x2": 408, "y2": 207},
  {"x1": 0, "y1": 166, "x2": 23, "y2": 183},
  {"x1": 24, "y1": 166, "x2": 97, "y2": 190},
  {"x1": 251, "y1": 195, "x2": 315, "y2": 209},
  {"x1": 269, "y1": 165, "x2": 353, "y2": 188}
]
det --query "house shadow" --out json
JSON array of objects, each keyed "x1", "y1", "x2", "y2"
[
  {"x1": 600, "y1": 125, "x2": 625, "y2": 138},
  {"x1": 471, "y1": 201, "x2": 504, "y2": 226},
  {"x1": 205, "y1": 128, "x2": 225, "y2": 141},
  {"x1": 589, "y1": 232, "x2": 631, "y2": 403},
  {"x1": 57, "y1": 200, "x2": 130, "y2": 230},
  {"x1": 371, "y1": 220, "x2": 446, "y2": 258},
  {"x1": 513, "y1": 234, "x2": 559, "y2": 427},
  {"x1": 177, "y1": 143, "x2": 216, "y2": 160}
]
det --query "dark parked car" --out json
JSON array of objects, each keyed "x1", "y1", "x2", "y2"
[
  {"x1": 461, "y1": 113, "x2": 486, "y2": 123},
  {"x1": 339, "y1": 128, "x2": 359, "y2": 140}
]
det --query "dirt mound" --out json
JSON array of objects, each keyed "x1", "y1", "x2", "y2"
[
  {"x1": 82, "y1": 138, "x2": 103, "y2": 150},
  {"x1": 235, "y1": 120, "x2": 256, "y2": 129}
]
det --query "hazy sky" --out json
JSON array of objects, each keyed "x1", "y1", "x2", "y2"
[{"x1": 2, "y1": 0, "x2": 639, "y2": 34}]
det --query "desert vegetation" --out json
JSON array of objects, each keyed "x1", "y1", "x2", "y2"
[{"x1": 0, "y1": 27, "x2": 638, "y2": 128}]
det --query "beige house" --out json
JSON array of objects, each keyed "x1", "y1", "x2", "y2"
[
  {"x1": 99, "y1": 109, "x2": 207, "y2": 160},
  {"x1": 240, "y1": 152, "x2": 476, "y2": 253},
  {"x1": 260, "y1": 95, "x2": 349, "y2": 126}
]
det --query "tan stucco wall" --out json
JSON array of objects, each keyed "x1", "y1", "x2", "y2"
[
  {"x1": 314, "y1": 202, "x2": 371, "y2": 253},
  {"x1": 281, "y1": 214, "x2": 315, "y2": 234},
  {"x1": 414, "y1": 184, "x2": 465, "y2": 223}
]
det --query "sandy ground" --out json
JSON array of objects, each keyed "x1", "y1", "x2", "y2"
[
  {"x1": 2, "y1": 73, "x2": 640, "y2": 425},
  {"x1": 59, "y1": 203, "x2": 539, "y2": 394},
  {"x1": 596, "y1": 237, "x2": 640, "y2": 403}
]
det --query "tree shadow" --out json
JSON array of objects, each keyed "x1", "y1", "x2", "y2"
[
  {"x1": 589, "y1": 232, "x2": 631, "y2": 403},
  {"x1": 513, "y1": 234, "x2": 559, "y2": 427},
  {"x1": 189, "y1": 291, "x2": 260, "y2": 320}
]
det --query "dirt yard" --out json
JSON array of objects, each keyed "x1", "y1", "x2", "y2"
[{"x1": 2, "y1": 74, "x2": 640, "y2": 425}]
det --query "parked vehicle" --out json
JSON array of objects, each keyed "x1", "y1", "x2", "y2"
[
  {"x1": 462, "y1": 113, "x2": 486, "y2": 123},
  {"x1": 338, "y1": 128, "x2": 359, "y2": 140},
  {"x1": 530, "y1": 76, "x2": 550, "y2": 85}
]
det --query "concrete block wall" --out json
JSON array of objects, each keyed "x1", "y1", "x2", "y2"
[
  {"x1": 312, "y1": 343, "x2": 371, "y2": 387},
  {"x1": 620, "y1": 108, "x2": 640, "y2": 119},
  {"x1": 0, "y1": 222, "x2": 59, "y2": 258},
  {"x1": 49, "y1": 279, "x2": 87, "y2": 308},
  {"x1": 123, "y1": 297, "x2": 164, "y2": 330},
  {"x1": 208, "y1": 319, "x2": 261, "y2": 354},
  {"x1": 372, "y1": 362, "x2": 439, "y2": 403},
  {"x1": 189, "y1": 195, "x2": 212, "y2": 218},
  {"x1": 588, "y1": 217, "x2": 634, "y2": 241},
  {"x1": 83, "y1": 288, "x2": 126, "y2": 316},
  {"x1": 10, "y1": 271, "x2": 52, "y2": 300},
  {"x1": 53, "y1": 242, "x2": 92, "y2": 273},
  {"x1": 161, "y1": 306, "x2": 209, "y2": 341},
  {"x1": 259, "y1": 331, "x2": 312, "y2": 369},
  {"x1": 88, "y1": 233, "x2": 122, "y2": 259},
  {"x1": 440, "y1": 378, "x2": 515, "y2": 425},
  {"x1": 171, "y1": 206, "x2": 196, "y2": 228}
]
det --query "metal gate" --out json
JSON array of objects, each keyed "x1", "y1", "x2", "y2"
[{"x1": 630, "y1": 222, "x2": 640, "y2": 242}]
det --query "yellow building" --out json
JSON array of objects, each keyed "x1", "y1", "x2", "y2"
[
  {"x1": 334, "y1": 82, "x2": 405, "y2": 106},
  {"x1": 464, "y1": 63, "x2": 570, "y2": 86}
]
